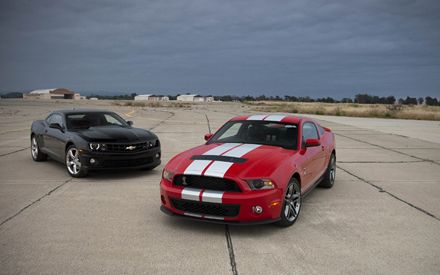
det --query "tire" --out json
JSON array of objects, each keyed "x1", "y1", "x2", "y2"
[
  {"x1": 65, "y1": 145, "x2": 88, "y2": 178},
  {"x1": 319, "y1": 153, "x2": 336, "y2": 188},
  {"x1": 31, "y1": 135, "x2": 47, "y2": 161},
  {"x1": 276, "y1": 178, "x2": 301, "y2": 227}
]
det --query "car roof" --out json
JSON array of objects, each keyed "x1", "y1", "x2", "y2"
[
  {"x1": 230, "y1": 114, "x2": 303, "y2": 124},
  {"x1": 52, "y1": 109, "x2": 115, "y2": 114}
]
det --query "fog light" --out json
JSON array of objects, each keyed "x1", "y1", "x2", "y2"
[
  {"x1": 90, "y1": 158, "x2": 96, "y2": 164},
  {"x1": 253, "y1": 205, "x2": 263, "y2": 214},
  {"x1": 161, "y1": 195, "x2": 166, "y2": 205},
  {"x1": 155, "y1": 153, "x2": 160, "y2": 159}
]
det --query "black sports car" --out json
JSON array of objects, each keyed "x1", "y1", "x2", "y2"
[{"x1": 30, "y1": 109, "x2": 161, "y2": 177}]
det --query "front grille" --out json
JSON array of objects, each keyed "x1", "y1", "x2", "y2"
[
  {"x1": 171, "y1": 198, "x2": 240, "y2": 217},
  {"x1": 101, "y1": 157, "x2": 153, "y2": 167},
  {"x1": 104, "y1": 140, "x2": 159, "y2": 153},
  {"x1": 173, "y1": 175, "x2": 241, "y2": 192}
]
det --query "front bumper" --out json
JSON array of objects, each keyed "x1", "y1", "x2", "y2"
[
  {"x1": 160, "y1": 178, "x2": 283, "y2": 224},
  {"x1": 79, "y1": 147, "x2": 161, "y2": 170}
]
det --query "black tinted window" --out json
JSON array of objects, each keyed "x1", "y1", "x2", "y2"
[
  {"x1": 66, "y1": 112, "x2": 128, "y2": 130},
  {"x1": 208, "y1": 121, "x2": 298, "y2": 149}
]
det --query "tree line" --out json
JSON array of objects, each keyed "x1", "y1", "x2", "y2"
[
  {"x1": 212, "y1": 94, "x2": 440, "y2": 106},
  {"x1": 1, "y1": 91, "x2": 439, "y2": 106}
]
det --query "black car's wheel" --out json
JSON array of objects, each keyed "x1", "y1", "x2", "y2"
[
  {"x1": 319, "y1": 153, "x2": 336, "y2": 188},
  {"x1": 31, "y1": 135, "x2": 47, "y2": 161},
  {"x1": 65, "y1": 145, "x2": 87, "y2": 177},
  {"x1": 276, "y1": 178, "x2": 301, "y2": 227}
]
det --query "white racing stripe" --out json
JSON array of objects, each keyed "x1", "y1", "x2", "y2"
[
  {"x1": 202, "y1": 190, "x2": 224, "y2": 203},
  {"x1": 203, "y1": 161, "x2": 234, "y2": 178},
  {"x1": 204, "y1": 144, "x2": 261, "y2": 177},
  {"x1": 203, "y1": 143, "x2": 241, "y2": 155},
  {"x1": 264, "y1": 114, "x2": 285, "y2": 121},
  {"x1": 181, "y1": 187, "x2": 202, "y2": 201},
  {"x1": 184, "y1": 143, "x2": 241, "y2": 175},
  {"x1": 247, "y1": 114, "x2": 267, "y2": 120},
  {"x1": 223, "y1": 144, "x2": 261, "y2": 158},
  {"x1": 183, "y1": 160, "x2": 212, "y2": 175}
]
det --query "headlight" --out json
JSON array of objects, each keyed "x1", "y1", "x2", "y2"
[
  {"x1": 89, "y1": 143, "x2": 106, "y2": 151},
  {"x1": 247, "y1": 179, "x2": 275, "y2": 190},
  {"x1": 162, "y1": 169, "x2": 174, "y2": 182},
  {"x1": 89, "y1": 143, "x2": 101, "y2": 150}
]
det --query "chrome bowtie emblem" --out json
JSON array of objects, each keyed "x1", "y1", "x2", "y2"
[{"x1": 126, "y1": 145, "x2": 136, "y2": 150}]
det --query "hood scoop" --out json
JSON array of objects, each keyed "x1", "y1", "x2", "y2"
[{"x1": 191, "y1": 155, "x2": 247, "y2": 164}]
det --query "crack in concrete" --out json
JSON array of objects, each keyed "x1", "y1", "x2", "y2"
[
  {"x1": 147, "y1": 111, "x2": 175, "y2": 131},
  {"x1": 337, "y1": 165, "x2": 439, "y2": 222},
  {"x1": 225, "y1": 225, "x2": 238, "y2": 275},
  {"x1": 335, "y1": 133, "x2": 440, "y2": 166},
  {"x1": 0, "y1": 178, "x2": 73, "y2": 228},
  {"x1": 0, "y1": 147, "x2": 29, "y2": 157}
]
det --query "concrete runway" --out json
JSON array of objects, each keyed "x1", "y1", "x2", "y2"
[{"x1": 0, "y1": 99, "x2": 439, "y2": 274}]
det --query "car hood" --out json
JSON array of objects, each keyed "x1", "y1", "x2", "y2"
[
  {"x1": 166, "y1": 142, "x2": 296, "y2": 179},
  {"x1": 75, "y1": 127, "x2": 156, "y2": 142}
]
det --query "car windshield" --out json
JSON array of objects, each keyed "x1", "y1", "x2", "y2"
[
  {"x1": 208, "y1": 121, "x2": 298, "y2": 149},
  {"x1": 66, "y1": 112, "x2": 129, "y2": 130}
]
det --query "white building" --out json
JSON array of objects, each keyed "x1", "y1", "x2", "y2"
[
  {"x1": 177, "y1": 94, "x2": 198, "y2": 102},
  {"x1": 134, "y1": 94, "x2": 153, "y2": 101}
]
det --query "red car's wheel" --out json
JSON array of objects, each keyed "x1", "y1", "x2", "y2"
[
  {"x1": 277, "y1": 178, "x2": 301, "y2": 227},
  {"x1": 319, "y1": 153, "x2": 336, "y2": 188}
]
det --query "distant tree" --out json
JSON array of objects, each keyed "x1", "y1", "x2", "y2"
[
  {"x1": 284, "y1": 95, "x2": 298, "y2": 102},
  {"x1": 341, "y1": 98, "x2": 353, "y2": 103},
  {"x1": 417, "y1": 97, "x2": 424, "y2": 105},
  {"x1": 384, "y1": 96, "x2": 396, "y2": 104},
  {"x1": 425, "y1": 96, "x2": 439, "y2": 106},
  {"x1": 1, "y1": 92, "x2": 23, "y2": 98},
  {"x1": 401, "y1": 96, "x2": 417, "y2": 105}
]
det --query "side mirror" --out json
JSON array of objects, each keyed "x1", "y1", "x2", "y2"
[
  {"x1": 204, "y1": 133, "x2": 213, "y2": 141},
  {"x1": 127, "y1": 120, "x2": 133, "y2": 126},
  {"x1": 49, "y1": 123, "x2": 64, "y2": 132},
  {"x1": 305, "y1": 138, "x2": 320, "y2": 147}
]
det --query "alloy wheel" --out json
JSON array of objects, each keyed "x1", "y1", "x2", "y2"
[
  {"x1": 66, "y1": 147, "x2": 82, "y2": 175},
  {"x1": 31, "y1": 137, "x2": 38, "y2": 159},
  {"x1": 284, "y1": 182, "x2": 301, "y2": 222}
]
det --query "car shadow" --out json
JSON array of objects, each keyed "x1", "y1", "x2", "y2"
[{"x1": 44, "y1": 157, "x2": 163, "y2": 180}]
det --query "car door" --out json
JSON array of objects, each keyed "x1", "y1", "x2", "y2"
[
  {"x1": 44, "y1": 113, "x2": 66, "y2": 160},
  {"x1": 301, "y1": 121, "x2": 322, "y2": 190}
]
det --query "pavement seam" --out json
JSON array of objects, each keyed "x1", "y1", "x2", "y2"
[
  {"x1": 335, "y1": 133, "x2": 440, "y2": 166},
  {"x1": 0, "y1": 178, "x2": 73, "y2": 228},
  {"x1": 148, "y1": 111, "x2": 175, "y2": 131},
  {"x1": 0, "y1": 147, "x2": 29, "y2": 157},
  {"x1": 337, "y1": 165, "x2": 440, "y2": 222},
  {"x1": 225, "y1": 225, "x2": 238, "y2": 275}
]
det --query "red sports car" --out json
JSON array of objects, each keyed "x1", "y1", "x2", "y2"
[{"x1": 160, "y1": 114, "x2": 336, "y2": 226}]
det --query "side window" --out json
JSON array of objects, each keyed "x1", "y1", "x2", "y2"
[
  {"x1": 302, "y1": 122, "x2": 319, "y2": 141},
  {"x1": 318, "y1": 125, "x2": 325, "y2": 135},
  {"x1": 46, "y1": 114, "x2": 55, "y2": 124},
  {"x1": 47, "y1": 114, "x2": 64, "y2": 126}
]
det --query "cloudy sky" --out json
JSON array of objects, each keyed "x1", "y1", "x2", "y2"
[{"x1": 0, "y1": 0, "x2": 439, "y2": 98}]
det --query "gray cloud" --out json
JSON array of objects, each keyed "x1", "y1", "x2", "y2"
[{"x1": 1, "y1": 0, "x2": 439, "y2": 97}]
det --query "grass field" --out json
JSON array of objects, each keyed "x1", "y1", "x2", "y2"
[{"x1": 249, "y1": 101, "x2": 440, "y2": 121}]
